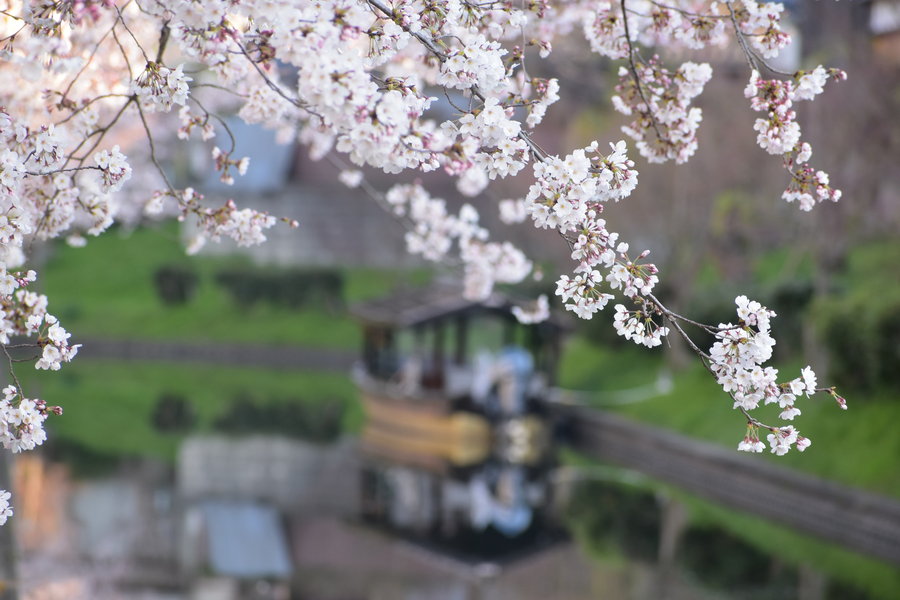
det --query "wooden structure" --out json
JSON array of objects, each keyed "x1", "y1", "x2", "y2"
[
  {"x1": 351, "y1": 282, "x2": 563, "y2": 471},
  {"x1": 352, "y1": 282, "x2": 563, "y2": 393},
  {"x1": 562, "y1": 405, "x2": 900, "y2": 566},
  {"x1": 351, "y1": 283, "x2": 564, "y2": 552}
]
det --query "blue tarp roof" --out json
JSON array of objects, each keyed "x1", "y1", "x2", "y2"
[{"x1": 201, "y1": 500, "x2": 293, "y2": 579}]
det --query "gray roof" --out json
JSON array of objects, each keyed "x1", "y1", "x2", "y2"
[
  {"x1": 350, "y1": 282, "x2": 498, "y2": 328},
  {"x1": 201, "y1": 500, "x2": 293, "y2": 579},
  {"x1": 350, "y1": 281, "x2": 566, "y2": 329}
]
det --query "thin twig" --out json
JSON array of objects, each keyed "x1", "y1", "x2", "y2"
[
  {"x1": 115, "y1": 5, "x2": 150, "y2": 65},
  {"x1": 1, "y1": 344, "x2": 27, "y2": 396},
  {"x1": 621, "y1": 0, "x2": 664, "y2": 140},
  {"x1": 135, "y1": 101, "x2": 175, "y2": 192},
  {"x1": 190, "y1": 96, "x2": 237, "y2": 154}
]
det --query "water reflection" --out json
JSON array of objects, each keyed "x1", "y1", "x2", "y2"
[
  {"x1": 349, "y1": 285, "x2": 564, "y2": 566},
  {"x1": 13, "y1": 428, "x2": 876, "y2": 600}
]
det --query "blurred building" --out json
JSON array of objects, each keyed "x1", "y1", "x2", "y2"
[{"x1": 871, "y1": 0, "x2": 900, "y2": 64}]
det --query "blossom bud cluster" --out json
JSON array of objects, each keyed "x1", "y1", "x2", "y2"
[
  {"x1": 457, "y1": 98, "x2": 529, "y2": 183},
  {"x1": 1, "y1": 270, "x2": 80, "y2": 371},
  {"x1": 731, "y1": 0, "x2": 792, "y2": 58},
  {"x1": 612, "y1": 59, "x2": 712, "y2": 164},
  {"x1": 613, "y1": 302, "x2": 670, "y2": 348},
  {"x1": 93, "y1": 145, "x2": 133, "y2": 192},
  {"x1": 710, "y1": 296, "x2": 825, "y2": 455},
  {"x1": 0, "y1": 490, "x2": 10, "y2": 526},
  {"x1": 580, "y1": 2, "x2": 730, "y2": 58},
  {"x1": 1, "y1": 107, "x2": 129, "y2": 250},
  {"x1": 744, "y1": 68, "x2": 846, "y2": 210},
  {"x1": 131, "y1": 62, "x2": 192, "y2": 113},
  {"x1": 522, "y1": 140, "x2": 660, "y2": 328},
  {"x1": 177, "y1": 107, "x2": 216, "y2": 141},
  {"x1": 176, "y1": 189, "x2": 277, "y2": 254},
  {"x1": 211, "y1": 147, "x2": 250, "y2": 186},
  {"x1": 438, "y1": 34, "x2": 509, "y2": 96},
  {"x1": 1, "y1": 385, "x2": 51, "y2": 454}
]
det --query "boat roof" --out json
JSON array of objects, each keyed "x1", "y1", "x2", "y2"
[{"x1": 350, "y1": 280, "x2": 565, "y2": 330}]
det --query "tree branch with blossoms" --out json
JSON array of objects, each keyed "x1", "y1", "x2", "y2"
[{"x1": 0, "y1": 0, "x2": 853, "y2": 527}]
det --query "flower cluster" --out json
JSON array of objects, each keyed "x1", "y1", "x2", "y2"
[
  {"x1": 744, "y1": 68, "x2": 846, "y2": 210},
  {"x1": 437, "y1": 34, "x2": 509, "y2": 96},
  {"x1": 131, "y1": 62, "x2": 192, "y2": 113},
  {"x1": 177, "y1": 106, "x2": 216, "y2": 141},
  {"x1": 461, "y1": 240, "x2": 532, "y2": 301},
  {"x1": 525, "y1": 78, "x2": 561, "y2": 128},
  {"x1": 0, "y1": 148, "x2": 25, "y2": 193},
  {"x1": 31, "y1": 125, "x2": 64, "y2": 169},
  {"x1": 0, "y1": 489, "x2": 10, "y2": 526},
  {"x1": 767, "y1": 426, "x2": 811, "y2": 456},
  {"x1": 386, "y1": 183, "x2": 483, "y2": 261},
  {"x1": 1, "y1": 385, "x2": 56, "y2": 454},
  {"x1": 1, "y1": 106, "x2": 135, "y2": 251},
  {"x1": 738, "y1": 425, "x2": 766, "y2": 453},
  {"x1": 1, "y1": 270, "x2": 80, "y2": 370},
  {"x1": 337, "y1": 169, "x2": 363, "y2": 189},
  {"x1": 526, "y1": 140, "x2": 638, "y2": 233},
  {"x1": 458, "y1": 98, "x2": 528, "y2": 181},
  {"x1": 583, "y1": 5, "x2": 630, "y2": 59},
  {"x1": 580, "y1": 2, "x2": 730, "y2": 57},
  {"x1": 211, "y1": 146, "x2": 250, "y2": 186},
  {"x1": 498, "y1": 198, "x2": 527, "y2": 225},
  {"x1": 556, "y1": 269, "x2": 614, "y2": 320},
  {"x1": 731, "y1": 0, "x2": 792, "y2": 58},
  {"x1": 613, "y1": 302, "x2": 670, "y2": 348},
  {"x1": 612, "y1": 58, "x2": 712, "y2": 164},
  {"x1": 176, "y1": 189, "x2": 278, "y2": 253},
  {"x1": 522, "y1": 140, "x2": 661, "y2": 325},
  {"x1": 93, "y1": 145, "x2": 132, "y2": 192},
  {"x1": 709, "y1": 296, "x2": 828, "y2": 454}
]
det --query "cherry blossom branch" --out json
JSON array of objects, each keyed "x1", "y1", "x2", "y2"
[
  {"x1": 189, "y1": 96, "x2": 237, "y2": 155},
  {"x1": 114, "y1": 5, "x2": 150, "y2": 64},
  {"x1": 645, "y1": 293, "x2": 781, "y2": 432},
  {"x1": 111, "y1": 23, "x2": 136, "y2": 77},
  {"x1": 233, "y1": 41, "x2": 321, "y2": 119},
  {"x1": 134, "y1": 99, "x2": 175, "y2": 192},
  {"x1": 58, "y1": 22, "x2": 118, "y2": 104},
  {"x1": 620, "y1": 0, "x2": 665, "y2": 140},
  {"x1": 0, "y1": 0, "x2": 854, "y2": 526},
  {"x1": 1, "y1": 344, "x2": 26, "y2": 398},
  {"x1": 63, "y1": 96, "x2": 135, "y2": 167},
  {"x1": 724, "y1": 1, "x2": 792, "y2": 77}
]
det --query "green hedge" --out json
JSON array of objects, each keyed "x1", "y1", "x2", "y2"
[
  {"x1": 814, "y1": 286, "x2": 900, "y2": 392},
  {"x1": 215, "y1": 268, "x2": 344, "y2": 310}
]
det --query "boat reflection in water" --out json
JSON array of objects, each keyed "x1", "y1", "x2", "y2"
[{"x1": 352, "y1": 283, "x2": 566, "y2": 562}]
